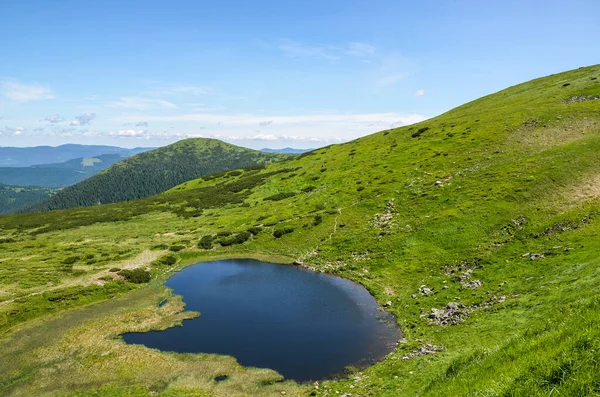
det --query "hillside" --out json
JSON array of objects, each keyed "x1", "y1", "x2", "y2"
[
  {"x1": 0, "y1": 65, "x2": 599, "y2": 397},
  {"x1": 0, "y1": 154, "x2": 130, "y2": 188},
  {"x1": 28, "y1": 138, "x2": 290, "y2": 212},
  {"x1": 0, "y1": 183, "x2": 58, "y2": 214},
  {"x1": 0, "y1": 144, "x2": 151, "y2": 167}
]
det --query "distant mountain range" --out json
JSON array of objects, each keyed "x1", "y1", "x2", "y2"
[
  {"x1": 0, "y1": 144, "x2": 152, "y2": 167},
  {"x1": 29, "y1": 138, "x2": 290, "y2": 212},
  {"x1": 0, "y1": 153, "x2": 131, "y2": 188},
  {"x1": 260, "y1": 147, "x2": 313, "y2": 154}
]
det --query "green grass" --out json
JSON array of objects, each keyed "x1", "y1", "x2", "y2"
[{"x1": 0, "y1": 65, "x2": 599, "y2": 396}]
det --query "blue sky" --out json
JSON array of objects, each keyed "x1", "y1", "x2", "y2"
[{"x1": 0, "y1": 0, "x2": 598, "y2": 149}]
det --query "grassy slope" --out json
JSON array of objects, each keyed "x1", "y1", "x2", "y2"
[
  {"x1": 0, "y1": 65, "x2": 599, "y2": 396},
  {"x1": 29, "y1": 139, "x2": 289, "y2": 212}
]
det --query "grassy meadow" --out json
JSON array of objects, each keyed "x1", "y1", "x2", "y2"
[{"x1": 0, "y1": 65, "x2": 600, "y2": 396}]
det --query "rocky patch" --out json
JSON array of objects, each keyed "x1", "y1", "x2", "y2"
[{"x1": 401, "y1": 343, "x2": 445, "y2": 360}]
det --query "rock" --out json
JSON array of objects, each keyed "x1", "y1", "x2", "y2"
[
  {"x1": 443, "y1": 285, "x2": 449, "y2": 290},
  {"x1": 499, "y1": 281, "x2": 507, "y2": 287},
  {"x1": 530, "y1": 253, "x2": 545, "y2": 261},
  {"x1": 462, "y1": 279, "x2": 483, "y2": 289},
  {"x1": 383, "y1": 301, "x2": 392, "y2": 307},
  {"x1": 293, "y1": 260, "x2": 304, "y2": 266},
  {"x1": 411, "y1": 294, "x2": 417, "y2": 299}
]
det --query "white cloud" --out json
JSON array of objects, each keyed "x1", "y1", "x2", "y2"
[
  {"x1": 109, "y1": 97, "x2": 178, "y2": 110},
  {"x1": 114, "y1": 111, "x2": 427, "y2": 127},
  {"x1": 2, "y1": 126, "x2": 26, "y2": 135},
  {"x1": 135, "y1": 121, "x2": 149, "y2": 127},
  {"x1": 0, "y1": 80, "x2": 54, "y2": 101},
  {"x1": 258, "y1": 120, "x2": 273, "y2": 127},
  {"x1": 109, "y1": 129, "x2": 148, "y2": 137},
  {"x1": 70, "y1": 112, "x2": 96, "y2": 126},
  {"x1": 44, "y1": 114, "x2": 65, "y2": 123},
  {"x1": 415, "y1": 89, "x2": 425, "y2": 97}
]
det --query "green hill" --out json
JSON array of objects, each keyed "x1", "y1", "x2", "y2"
[
  {"x1": 28, "y1": 138, "x2": 290, "y2": 212},
  {"x1": 0, "y1": 65, "x2": 600, "y2": 396},
  {"x1": 0, "y1": 153, "x2": 131, "y2": 188},
  {"x1": 0, "y1": 183, "x2": 59, "y2": 214}
]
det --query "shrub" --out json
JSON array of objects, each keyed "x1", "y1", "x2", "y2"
[
  {"x1": 118, "y1": 268, "x2": 151, "y2": 284},
  {"x1": 198, "y1": 235, "x2": 215, "y2": 249},
  {"x1": 320, "y1": 168, "x2": 327, "y2": 172},
  {"x1": 357, "y1": 186, "x2": 365, "y2": 192},
  {"x1": 273, "y1": 227, "x2": 294, "y2": 238},
  {"x1": 412, "y1": 126, "x2": 430, "y2": 138},
  {"x1": 109, "y1": 267, "x2": 121, "y2": 272},
  {"x1": 247, "y1": 226, "x2": 263, "y2": 235},
  {"x1": 315, "y1": 204, "x2": 325, "y2": 210},
  {"x1": 301, "y1": 186, "x2": 316, "y2": 193},
  {"x1": 217, "y1": 230, "x2": 232, "y2": 237},
  {"x1": 169, "y1": 245, "x2": 185, "y2": 252},
  {"x1": 218, "y1": 231, "x2": 252, "y2": 246},
  {"x1": 151, "y1": 244, "x2": 169, "y2": 250},
  {"x1": 264, "y1": 192, "x2": 297, "y2": 201},
  {"x1": 62, "y1": 256, "x2": 79, "y2": 265},
  {"x1": 313, "y1": 215, "x2": 323, "y2": 226},
  {"x1": 227, "y1": 170, "x2": 243, "y2": 177},
  {"x1": 154, "y1": 254, "x2": 177, "y2": 266}
]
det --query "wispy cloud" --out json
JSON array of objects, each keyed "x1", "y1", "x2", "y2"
[
  {"x1": 258, "y1": 120, "x2": 273, "y2": 127},
  {"x1": 44, "y1": 114, "x2": 65, "y2": 123},
  {"x1": 278, "y1": 41, "x2": 340, "y2": 60},
  {"x1": 1, "y1": 126, "x2": 26, "y2": 135},
  {"x1": 114, "y1": 111, "x2": 426, "y2": 127},
  {"x1": 0, "y1": 80, "x2": 54, "y2": 101},
  {"x1": 70, "y1": 112, "x2": 96, "y2": 126},
  {"x1": 415, "y1": 89, "x2": 425, "y2": 97},
  {"x1": 109, "y1": 97, "x2": 178, "y2": 110}
]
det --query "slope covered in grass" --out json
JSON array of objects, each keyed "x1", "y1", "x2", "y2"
[
  {"x1": 28, "y1": 138, "x2": 289, "y2": 212},
  {"x1": 0, "y1": 65, "x2": 599, "y2": 396}
]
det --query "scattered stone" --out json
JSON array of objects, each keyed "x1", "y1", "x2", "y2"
[
  {"x1": 383, "y1": 301, "x2": 392, "y2": 307},
  {"x1": 418, "y1": 285, "x2": 433, "y2": 296},
  {"x1": 401, "y1": 343, "x2": 445, "y2": 360},
  {"x1": 434, "y1": 176, "x2": 452, "y2": 186},
  {"x1": 462, "y1": 279, "x2": 483, "y2": 289},
  {"x1": 530, "y1": 253, "x2": 545, "y2": 261},
  {"x1": 293, "y1": 260, "x2": 304, "y2": 266},
  {"x1": 423, "y1": 302, "x2": 468, "y2": 326},
  {"x1": 499, "y1": 281, "x2": 507, "y2": 287},
  {"x1": 565, "y1": 94, "x2": 600, "y2": 104},
  {"x1": 371, "y1": 199, "x2": 396, "y2": 231},
  {"x1": 411, "y1": 294, "x2": 417, "y2": 299},
  {"x1": 442, "y1": 285, "x2": 449, "y2": 290}
]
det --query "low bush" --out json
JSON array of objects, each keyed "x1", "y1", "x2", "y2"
[
  {"x1": 412, "y1": 126, "x2": 430, "y2": 138},
  {"x1": 264, "y1": 192, "x2": 297, "y2": 201},
  {"x1": 168, "y1": 245, "x2": 185, "y2": 252},
  {"x1": 273, "y1": 227, "x2": 294, "y2": 238},
  {"x1": 198, "y1": 235, "x2": 215, "y2": 249},
  {"x1": 62, "y1": 256, "x2": 79, "y2": 265},
  {"x1": 313, "y1": 215, "x2": 323, "y2": 226},
  {"x1": 151, "y1": 244, "x2": 168, "y2": 250},
  {"x1": 118, "y1": 268, "x2": 151, "y2": 284},
  {"x1": 247, "y1": 226, "x2": 263, "y2": 235},
  {"x1": 154, "y1": 254, "x2": 177, "y2": 266},
  {"x1": 218, "y1": 231, "x2": 252, "y2": 246}
]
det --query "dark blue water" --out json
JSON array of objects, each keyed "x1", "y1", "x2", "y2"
[{"x1": 123, "y1": 259, "x2": 400, "y2": 382}]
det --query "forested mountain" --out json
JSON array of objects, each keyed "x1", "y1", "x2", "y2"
[
  {"x1": 29, "y1": 138, "x2": 289, "y2": 212},
  {"x1": 0, "y1": 183, "x2": 58, "y2": 214},
  {"x1": 0, "y1": 144, "x2": 151, "y2": 167},
  {"x1": 0, "y1": 154, "x2": 129, "y2": 187}
]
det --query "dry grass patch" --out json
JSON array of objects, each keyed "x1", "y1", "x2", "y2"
[{"x1": 508, "y1": 118, "x2": 600, "y2": 152}]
